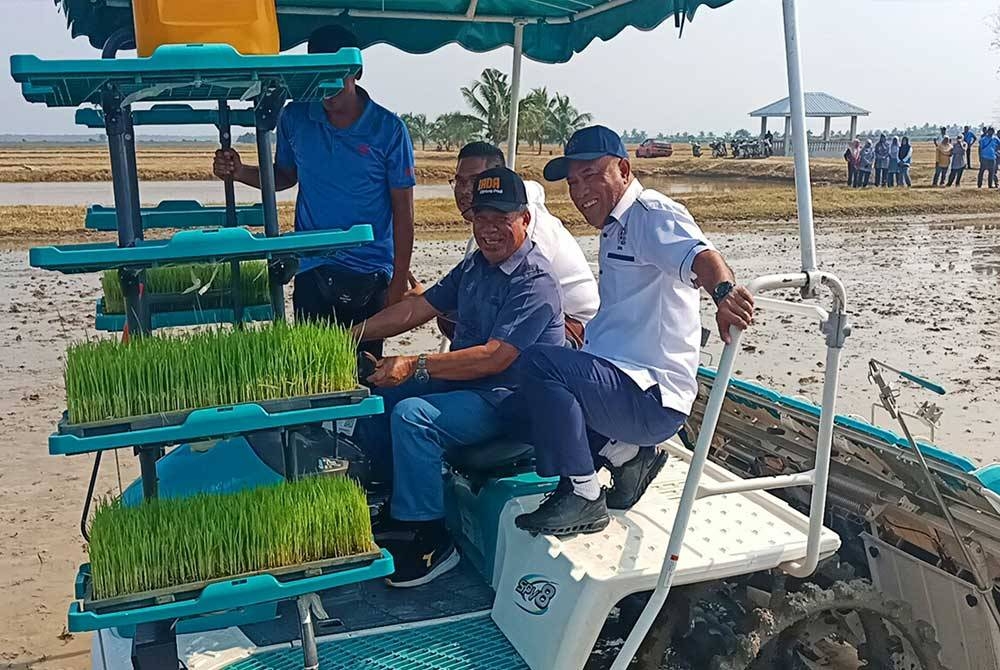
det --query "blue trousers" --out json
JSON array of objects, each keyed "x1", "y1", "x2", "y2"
[
  {"x1": 358, "y1": 380, "x2": 503, "y2": 521},
  {"x1": 508, "y1": 345, "x2": 687, "y2": 478}
]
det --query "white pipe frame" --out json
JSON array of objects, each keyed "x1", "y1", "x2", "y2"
[
  {"x1": 506, "y1": 23, "x2": 526, "y2": 170},
  {"x1": 610, "y1": 268, "x2": 849, "y2": 670}
]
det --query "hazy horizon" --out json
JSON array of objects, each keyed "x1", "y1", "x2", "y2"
[{"x1": 2, "y1": 0, "x2": 998, "y2": 138}]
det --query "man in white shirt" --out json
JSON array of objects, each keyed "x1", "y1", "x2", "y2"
[
  {"x1": 446, "y1": 142, "x2": 599, "y2": 346},
  {"x1": 511, "y1": 126, "x2": 755, "y2": 537}
]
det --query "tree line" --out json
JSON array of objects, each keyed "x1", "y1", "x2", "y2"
[{"x1": 401, "y1": 68, "x2": 592, "y2": 152}]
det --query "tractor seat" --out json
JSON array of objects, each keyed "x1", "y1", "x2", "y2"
[{"x1": 444, "y1": 437, "x2": 535, "y2": 479}]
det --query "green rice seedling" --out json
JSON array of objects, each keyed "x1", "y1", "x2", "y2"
[
  {"x1": 88, "y1": 475, "x2": 376, "y2": 600},
  {"x1": 101, "y1": 261, "x2": 270, "y2": 314},
  {"x1": 64, "y1": 322, "x2": 358, "y2": 425}
]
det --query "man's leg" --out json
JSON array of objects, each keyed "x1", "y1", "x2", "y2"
[
  {"x1": 294, "y1": 267, "x2": 388, "y2": 358},
  {"x1": 386, "y1": 390, "x2": 503, "y2": 587},
  {"x1": 513, "y1": 345, "x2": 686, "y2": 536}
]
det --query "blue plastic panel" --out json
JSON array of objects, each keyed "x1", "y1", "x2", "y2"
[
  {"x1": 50, "y1": 395, "x2": 384, "y2": 455},
  {"x1": 30, "y1": 225, "x2": 373, "y2": 273},
  {"x1": 11, "y1": 44, "x2": 361, "y2": 107},
  {"x1": 76, "y1": 104, "x2": 256, "y2": 128},
  {"x1": 67, "y1": 551, "x2": 394, "y2": 633},
  {"x1": 86, "y1": 202, "x2": 265, "y2": 231},
  {"x1": 227, "y1": 612, "x2": 527, "y2": 670},
  {"x1": 95, "y1": 299, "x2": 273, "y2": 332}
]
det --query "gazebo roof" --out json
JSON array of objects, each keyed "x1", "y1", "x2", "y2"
[{"x1": 750, "y1": 92, "x2": 869, "y2": 118}]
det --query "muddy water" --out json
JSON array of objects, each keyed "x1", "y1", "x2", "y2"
[
  {"x1": 0, "y1": 175, "x2": 759, "y2": 206},
  {"x1": 0, "y1": 220, "x2": 997, "y2": 669}
]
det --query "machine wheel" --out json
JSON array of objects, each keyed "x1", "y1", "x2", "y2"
[{"x1": 708, "y1": 580, "x2": 949, "y2": 670}]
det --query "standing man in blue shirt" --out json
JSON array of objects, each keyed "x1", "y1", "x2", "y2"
[
  {"x1": 352, "y1": 167, "x2": 564, "y2": 587},
  {"x1": 977, "y1": 127, "x2": 998, "y2": 189},
  {"x1": 213, "y1": 25, "x2": 415, "y2": 357},
  {"x1": 963, "y1": 126, "x2": 976, "y2": 170}
]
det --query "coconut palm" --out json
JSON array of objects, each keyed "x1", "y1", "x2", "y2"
[
  {"x1": 400, "y1": 113, "x2": 433, "y2": 151},
  {"x1": 461, "y1": 68, "x2": 511, "y2": 145},
  {"x1": 548, "y1": 93, "x2": 593, "y2": 147},
  {"x1": 519, "y1": 87, "x2": 551, "y2": 155},
  {"x1": 432, "y1": 112, "x2": 483, "y2": 151}
]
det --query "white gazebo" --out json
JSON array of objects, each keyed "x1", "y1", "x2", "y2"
[{"x1": 750, "y1": 92, "x2": 870, "y2": 157}]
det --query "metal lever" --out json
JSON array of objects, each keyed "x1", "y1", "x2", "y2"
[{"x1": 297, "y1": 593, "x2": 330, "y2": 670}]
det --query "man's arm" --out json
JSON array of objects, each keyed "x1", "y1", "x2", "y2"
[
  {"x1": 213, "y1": 148, "x2": 298, "y2": 191},
  {"x1": 366, "y1": 339, "x2": 519, "y2": 387},
  {"x1": 692, "y1": 249, "x2": 755, "y2": 344},
  {"x1": 387, "y1": 187, "x2": 415, "y2": 305},
  {"x1": 353, "y1": 295, "x2": 439, "y2": 342}
]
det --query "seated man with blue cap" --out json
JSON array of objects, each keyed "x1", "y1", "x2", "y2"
[
  {"x1": 510, "y1": 126, "x2": 755, "y2": 536},
  {"x1": 353, "y1": 167, "x2": 564, "y2": 587}
]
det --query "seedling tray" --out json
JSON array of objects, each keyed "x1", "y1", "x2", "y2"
[
  {"x1": 76, "y1": 104, "x2": 255, "y2": 129},
  {"x1": 30, "y1": 225, "x2": 373, "y2": 273},
  {"x1": 11, "y1": 44, "x2": 361, "y2": 107},
  {"x1": 68, "y1": 549, "x2": 393, "y2": 632},
  {"x1": 94, "y1": 298, "x2": 273, "y2": 332},
  {"x1": 51, "y1": 390, "x2": 383, "y2": 455},
  {"x1": 85, "y1": 201, "x2": 265, "y2": 231}
]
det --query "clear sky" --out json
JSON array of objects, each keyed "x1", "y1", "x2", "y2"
[{"x1": 1, "y1": 0, "x2": 998, "y2": 136}]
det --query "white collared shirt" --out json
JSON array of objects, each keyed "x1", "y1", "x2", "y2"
[
  {"x1": 582, "y1": 179, "x2": 714, "y2": 414},
  {"x1": 465, "y1": 181, "x2": 600, "y2": 324}
]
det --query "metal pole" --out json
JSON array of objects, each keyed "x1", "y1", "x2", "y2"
[
  {"x1": 138, "y1": 448, "x2": 159, "y2": 499},
  {"x1": 255, "y1": 96, "x2": 286, "y2": 321},
  {"x1": 781, "y1": 0, "x2": 818, "y2": 273},
  {"x1": 218, "y1": 100, "x2": 245, "y2": 326},
  {"x1": 505, "y1": 22, "x2": 525, "y2": 170}
]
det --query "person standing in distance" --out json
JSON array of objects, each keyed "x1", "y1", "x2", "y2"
[{"x1": 213, "y1": 25, "x2": 416, "y2": 357}]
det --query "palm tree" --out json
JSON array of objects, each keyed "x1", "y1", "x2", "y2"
[
  {"x1": 461, "y1": 68, "x2": 511, "y2": 145},
  {"x1": 519, "y1": 87, "x2": 551, "y2": 155},
  {"x1": 432, "y1": 112, "x2": 483, "y2": 151},
  {"x1": 548, "y1": 93, "x2": 593, "y2": 147},
  {"x1": 400, "y1": 113, "x2": 433, "y2": 151}
]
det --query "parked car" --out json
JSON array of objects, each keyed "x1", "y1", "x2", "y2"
[{"x1": 635, "y1": 139, "x2": 673, "y2": 158}]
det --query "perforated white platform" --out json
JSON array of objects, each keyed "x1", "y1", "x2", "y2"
[{"x1": 492, "y1": 440, "x2": 842, "y2": 670}]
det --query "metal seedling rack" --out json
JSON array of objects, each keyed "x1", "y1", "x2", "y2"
[{"x1": 10, "y1": 40, "x2": 391, "y2": 667}]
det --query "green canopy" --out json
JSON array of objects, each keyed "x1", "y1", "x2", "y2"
[{"x1": 55, "y1": 0, "x2": 736, "y2": 64}]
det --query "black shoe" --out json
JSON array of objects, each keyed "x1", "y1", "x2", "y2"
[
  {"x1": 384, "y1": 522, "x2": 460, "y2": 588},
  {"x1": 605, "y1": 447, "x2": 668, "y2": 510},
  {"x1": 515, "y1": 479, "x2": 610, "y2": 537}
]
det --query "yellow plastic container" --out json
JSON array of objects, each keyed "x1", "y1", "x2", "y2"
[{"x1": 132, "y1": 0, "x2": 280, "y2": 58}]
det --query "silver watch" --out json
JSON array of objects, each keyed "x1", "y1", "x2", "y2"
[{"x1": 414, "y1": 353, "x2": 430, "y2": 383}]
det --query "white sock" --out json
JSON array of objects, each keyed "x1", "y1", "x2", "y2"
[
  {"x1": 599, "y1": 440, "x2": 640, "y2": 468},
  {"x1": 570, "y1": 473, "x2": 601, "y2": 501}
]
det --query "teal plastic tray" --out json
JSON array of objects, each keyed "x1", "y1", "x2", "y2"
[
  {"x1": 85, "y1": 201, "x2": 265, "y2": 231},
  {"x1": 30, "y1": 225, "x2": 373, "y2": 273},
  {"x1": 68, "y1": 550, "x2": 394, "y2": 633},
  {"x1": 94, "y1": 298, "x2": 273, "y2": 332},
  {"x1": 76, "y1": 104, "x2": 255, "y2": 128},
  {"x1": 11, "y1": 43, "x2": 361, "y2": 107},
  {"x1": 50, "y1": 394, "x2": 384, "y2": 455}
]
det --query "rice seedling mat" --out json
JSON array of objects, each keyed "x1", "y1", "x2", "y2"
[
  {"x1": 67, "y1": 550, "x2": 394, "y2": 633},
  {"x1": 11, "y1": 44, "x2": 362, "y2": 108},
  {"x1": 85, "y1": 202, "x2": 265, "y2": 231},
  {"x1": 29, "y1": 225, "x2": 373, "y2": 274},
  {"x1": 50, "y1": 390, "x2": 382, "y2": 455},
  {"x1": 94, "y1": 300, "x2": 274, "y2": 332}
]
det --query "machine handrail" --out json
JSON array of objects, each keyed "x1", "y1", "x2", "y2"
[{"x1": 610, "y1": 270, "x2": 849, "y2": 669}]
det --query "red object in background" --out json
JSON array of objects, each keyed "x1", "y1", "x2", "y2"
[{"x1": 635, "y1": 139, "x2": 674, "y2": 158}]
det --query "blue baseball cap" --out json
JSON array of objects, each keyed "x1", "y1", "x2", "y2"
[{"x1": 543, "y1": 125, "x2": 629, "y2": 181}]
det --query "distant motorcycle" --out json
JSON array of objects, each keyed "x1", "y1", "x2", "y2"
[
  {"x1": 710, "y1": 140, "x2": 727, "y2": 158},
  {"x1": 691, "y1": 142, "x2": 702, "y2": 158}
]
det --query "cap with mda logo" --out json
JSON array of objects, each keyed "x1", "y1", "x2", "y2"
[
  {"x1": 543, "y1": 125, "x2": 629, "y2": 181},
  {"x1": 467, "y1": 166, "x2": 528, "y2": 214}
]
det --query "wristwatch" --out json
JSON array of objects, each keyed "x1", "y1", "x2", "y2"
[
  {"x1": 414, "y1": 354, "x2": 430, "y2": 383},
  {"x1": 711, "y1": 281, "x2": 735, "y2": 306}
]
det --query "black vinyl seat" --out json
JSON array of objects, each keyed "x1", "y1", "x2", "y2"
[{"x1": 444, "y1": 438, "x2": 536, "y2": 480}]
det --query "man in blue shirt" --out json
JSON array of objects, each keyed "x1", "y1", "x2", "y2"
[
  {"x1": 353, "y1": 167, "x2": 564, "y2": 588},
  {"x1": 213, "y1": 25, "x2": 415, "y2": 357},
  {"x1": 977, "y1": 126, "x2": 998, "y2": 189},
  {"x1": 963, "y1": 126, "x2": 976, "y2": 170}
]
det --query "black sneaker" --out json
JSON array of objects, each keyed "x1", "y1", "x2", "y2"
[
  {"x1": 514, "y1": 479, "x2": 610, "y2": 537},
  {"x1": 384, "y1": 523, "x2": 460, "y2": 589},
  {"x1": 605, "y1": 447, "x2": 668, "y2": 510}
]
